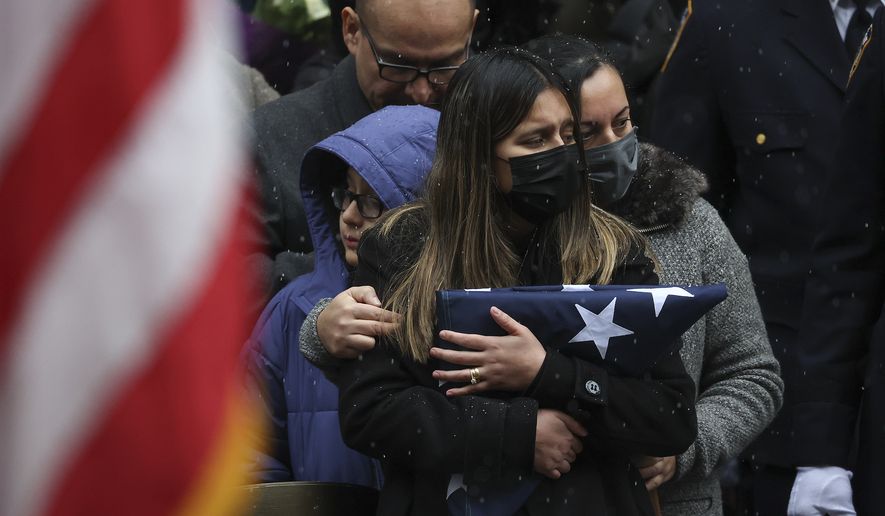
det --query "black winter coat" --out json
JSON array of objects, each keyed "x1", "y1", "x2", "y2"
[{"x1": 331, "y1": 207, "x2": 698, "y2": 516}]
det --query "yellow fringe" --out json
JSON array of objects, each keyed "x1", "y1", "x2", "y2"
[
  {"x1": 661, "y1": 0, "x2": 693, "y2": 74},
  {"x1": 177, "y1": 393, "x2": 263, "y2": 516}
]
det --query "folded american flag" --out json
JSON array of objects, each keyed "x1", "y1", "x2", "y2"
[
  {"x1": 435, "y1": 283, "x2": 727, "y2": 378},
  {"x1": 434, "y1": 283, "x2": 727, "y2": 515}
]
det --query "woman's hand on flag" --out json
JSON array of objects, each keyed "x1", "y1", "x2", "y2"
[{"x1": 430, "y1": 306, "x2": 546, "y2": 396}]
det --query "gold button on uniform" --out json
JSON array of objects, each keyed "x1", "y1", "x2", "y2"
[{"x1": 755, "y1": 133, "x2": 767, "y2": 145}]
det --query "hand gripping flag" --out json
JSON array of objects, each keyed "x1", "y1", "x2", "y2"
[{"x1": 435, "y1": 283, "x2": 727, "y2": 516}]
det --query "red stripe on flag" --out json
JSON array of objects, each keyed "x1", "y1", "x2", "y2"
[
  {"x1": 44, "y1": 192, "x2": 253, "y2": 516},
  {"x1": 0, "y1": 0, "x2": 184, "y2": 362}
]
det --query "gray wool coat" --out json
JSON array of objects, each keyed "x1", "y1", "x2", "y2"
[{"x1": 608, "y1": 144, "x2": 784, "y2": 516}]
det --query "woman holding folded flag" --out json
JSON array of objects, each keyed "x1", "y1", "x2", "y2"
[
  {"x1": 448, "y1": 35, "x2": 781, "y2": 516},
  {"x1": 316, "y1": 47, "x2": 698, "y2": 516}
]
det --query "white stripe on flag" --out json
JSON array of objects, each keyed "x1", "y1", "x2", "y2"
[
  {"x1": 0, "y1": 2, "x2": 244, "y2": 515},
  {"x1": 0, "y1": 0, "x2": 97, "y2": 167}
]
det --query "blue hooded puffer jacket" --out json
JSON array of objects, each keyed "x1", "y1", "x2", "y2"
[{"x1": 243, "y1": 105, "x2": 439, "y2": 487}]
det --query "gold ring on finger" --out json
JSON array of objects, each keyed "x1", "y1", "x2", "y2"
[{"x1": 469, "y1": 367, "x2": 481, "y2": 385}]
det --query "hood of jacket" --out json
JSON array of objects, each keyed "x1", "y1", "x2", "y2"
[
  {"x1": 292, "y1": 105, "x2": 439, "y2": 313},
  {"x1": 605, "y1": 142, "x2": 708, "y2": 231}
]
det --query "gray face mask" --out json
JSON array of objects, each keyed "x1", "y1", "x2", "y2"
[{"x1": 586, "y1": 127, "x2": 639, "y2": 206}]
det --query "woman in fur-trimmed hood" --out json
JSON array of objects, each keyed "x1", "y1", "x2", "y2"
[{"x1": 526, "y1": 35, "x2": 785, "y2": 516}]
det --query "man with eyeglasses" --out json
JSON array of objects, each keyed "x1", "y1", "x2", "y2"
[{"x1": 250, "y1": 0, "x2": 477, "y2": 304}]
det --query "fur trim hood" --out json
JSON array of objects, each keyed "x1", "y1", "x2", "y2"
[{"x1": 605, "y1": 142, "x2": 708, "y2": 231}]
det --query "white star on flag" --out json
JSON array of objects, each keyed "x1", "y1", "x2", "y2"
[
  {"x1": 627, "y1": 287, "x2": 695, "y2": 317},
  {"x1": 568, "y1": 299, "x2": 634, "y2": 359}
]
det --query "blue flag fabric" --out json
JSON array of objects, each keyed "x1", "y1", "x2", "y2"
[
  {"x1": 446, "y1": 474, "x2": 540, "y2": 516},
  {"x1": 434, "y1": 283, "x2": 728, "y2": 516},
  {"x1": 434, "y1": 283, "x2": 728, "y2": 378}
]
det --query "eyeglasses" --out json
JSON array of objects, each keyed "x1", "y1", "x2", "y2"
[
  {"x1": 332, "y1": 187, "x2": 384, "y2": 219},
  {"x1": 359, "y1": 19, "x2": 468, "y2": 86}
]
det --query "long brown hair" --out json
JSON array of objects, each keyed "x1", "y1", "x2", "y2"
[{"x1": 380, "y1": 48, "x2": 646, "y2": 362}]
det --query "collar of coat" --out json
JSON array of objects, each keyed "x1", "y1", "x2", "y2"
[{"x1": 604, "y1": 142, "x2": 708, "y2": 232}]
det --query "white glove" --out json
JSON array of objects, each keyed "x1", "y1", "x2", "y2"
[{"x1": 787, "y1": 466, "x2": 856, "y2": 516}]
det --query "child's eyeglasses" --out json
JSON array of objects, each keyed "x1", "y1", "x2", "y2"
[{"x1": 331, "y1": 187, "x2": 384, "y2": 219}]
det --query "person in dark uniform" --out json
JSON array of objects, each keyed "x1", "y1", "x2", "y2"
[
  {"x1": 793, "y1": 7, "x2": 885, "y2": 516},
  {"x1": 650, "y1": 0, "x2": 882, "y2": 513}
]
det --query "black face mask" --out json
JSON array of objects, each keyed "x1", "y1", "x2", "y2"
[
  {"x1": 586, "y1": 127, "x2": 639, "y2": 207},
  {"x1": 499, "y1": 144, "x2": 583, "y2": 224}
]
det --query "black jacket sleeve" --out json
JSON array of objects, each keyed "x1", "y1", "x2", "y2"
[
  {"x1": 334, "y1": 222, "x2": 538, "y2": 483},
  {"x1": 525, "y1": 242, "x2": 698, "y2": 458}
]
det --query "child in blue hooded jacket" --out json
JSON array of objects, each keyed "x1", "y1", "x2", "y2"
[{"x1": 242, "y1": 105, "x2": 439, "y2": 487}]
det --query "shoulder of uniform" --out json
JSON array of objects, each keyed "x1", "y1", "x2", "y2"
[{"x1": 660, "y1": 0, "x2": 733, "y2": 72}]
